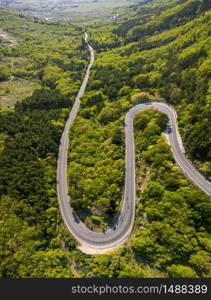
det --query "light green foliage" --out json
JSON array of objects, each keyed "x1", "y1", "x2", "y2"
[
  {"x1": 43, "y1": 65, "x2": 64, "y2": 88},
  {"x1": 68, "y1": 116, "x2": 125, "y2": 227},
  {"x1": 167, "y1": 264, "x2": 197, "y2": 278},
  {"x1": 189, "y1": 251, "x2": 211, "y2": 276}
]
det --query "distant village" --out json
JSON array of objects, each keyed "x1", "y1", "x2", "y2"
[{"x1": 111, "y1": 13, "x2": 119, "y2": 21}]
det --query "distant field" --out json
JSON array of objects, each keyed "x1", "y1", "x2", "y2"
[
  {"x1": 0, "y1": 78, "x2": 40, "y2": 109},
  {"x1": 2, "y1": 0, "x2": 141, "y2": 22}
]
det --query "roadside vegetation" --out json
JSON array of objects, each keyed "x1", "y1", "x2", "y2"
[{"x1": 67, "y1": 110, "x2": 211, "y2": 278}]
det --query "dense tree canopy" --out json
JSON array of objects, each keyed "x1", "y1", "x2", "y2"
[{"x1": 0, "y1": 0, "x2": 211, "y2": 278}]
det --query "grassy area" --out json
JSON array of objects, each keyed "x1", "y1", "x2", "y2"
[{"x1": 0, "y1": 78, "x2": 40, "y2": 109}]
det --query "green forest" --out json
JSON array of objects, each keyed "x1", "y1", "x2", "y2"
[{"x1": 0, "y1": 0, "x2": 211, "y2": 278}]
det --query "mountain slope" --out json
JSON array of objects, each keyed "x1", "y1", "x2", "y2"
[
  {"x1": 0, "y1": 0, "x2": 211, "y2": 278},
  {"x1": 89, "y1": 0, "x2": 211, "y2": 171}
]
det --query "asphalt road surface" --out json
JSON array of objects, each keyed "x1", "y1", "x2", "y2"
[{"x1": 57, "y1": 33, "x2": 211, "y2": 251}]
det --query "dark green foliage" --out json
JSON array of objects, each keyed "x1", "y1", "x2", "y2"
[{"x1": 0, "y1": 88, "x2": 73, "y2": 277}]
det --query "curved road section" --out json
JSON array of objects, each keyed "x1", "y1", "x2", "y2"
[{"x1": 57, "y1": 34, "x2": 211, "y2": 252}]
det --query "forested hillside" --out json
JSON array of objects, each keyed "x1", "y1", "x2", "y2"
[
  {"x1": 0, "y1": 0, "x2": 211, "y2": 278},
  {"x1": 0, "y1": 10, "x2": 87, "y2": 277},
  {"x1": 67, "y1": 0, "x2": 211, "y2": 276},
  {"x1": 89, "y1": 0, "x2": 211, "y2": 169}
]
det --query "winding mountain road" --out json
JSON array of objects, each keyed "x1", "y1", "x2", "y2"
[{"x1": 57, "y1": 33, "x2": 211, "y2": 253}]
